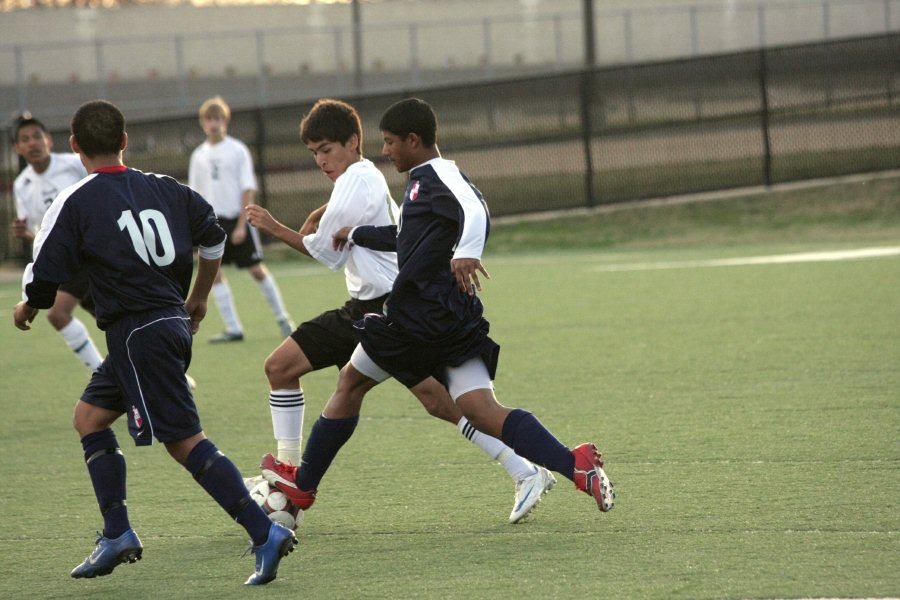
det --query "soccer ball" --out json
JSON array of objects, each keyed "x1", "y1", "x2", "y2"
[{"x1": 244, "y1": 475, "x2": 303, "y2": 531}]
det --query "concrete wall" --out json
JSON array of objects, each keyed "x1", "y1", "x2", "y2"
[{"x1": 1, "y1": 0, "x2": 897, "y2": 123}]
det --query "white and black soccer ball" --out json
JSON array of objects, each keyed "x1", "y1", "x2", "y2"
[{"x1": 244, "y1": 475, "x2": 303, "y2": 531}]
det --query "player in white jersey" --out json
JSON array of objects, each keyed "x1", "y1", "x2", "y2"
[
  {"x1": 188, "y1": 96, "x2": 294, "y2": 343},
  {"x1": 247, "y1": 99, "x2": 555, "y2": 524},
  {"x1": 10, "y1": 114, "x2": 103, "y2": 372}
]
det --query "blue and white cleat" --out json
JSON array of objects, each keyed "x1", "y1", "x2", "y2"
[
  {"x1": 244, "y1": 521, "x2": 298, "y2": 585},
  {"x1": 509, "y1": 465, "x2": 557, "y2": 524},
  {"x1": 70, "y1": 528, "x2": 143, "y2": 578}
]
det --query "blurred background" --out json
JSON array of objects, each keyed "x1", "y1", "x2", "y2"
[{"x1": 2, "y1": 0, "x2": 899, "y2": 262}]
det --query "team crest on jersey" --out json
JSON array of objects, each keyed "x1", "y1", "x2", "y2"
[
  {"x1": 408, "y1": 181, "x2": 420, "y2": 201},
  {"x1": 131, "y1": 406, "x2": 143, "y2": 428}
]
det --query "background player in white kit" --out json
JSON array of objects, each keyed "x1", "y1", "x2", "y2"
[
  {"x1": 246, "y1": 98, "x2": 555, "y2": 524},
  {"x1": 189, "y1": 96, "x2": 294, "y2": 343},
  {"x1": 10, "y1": 113, "x2": 103, "y2": 372}
]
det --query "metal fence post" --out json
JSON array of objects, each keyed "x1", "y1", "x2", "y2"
[
  {"x1": 254, "y1": 108, "x2": 268, "y2": 209},
  {"x1": 14, "y1": 45, "x2": 26, "y2": 114},
  {"x1": 483, "y1": 18, "x2": 493, "y2": 79},
  {"x1": 175, "y1": 35, "x2": 187, "y2": 113},
  {"x1": 409, "y1": 23, "x2": 420, "y2": 87},
  {"x1": 256, "y1": 31, "x2": 269, "y2": 106},
  {"x1": 757, "y1": 48, "x2": 773, "y2": 187},
  {"x1": 95, "y1": 39, "x2": 107, "y2": 100},
  {"x1": 582, "y1": 0, "x2": 597, "y2": 208},
  {"x1": 757, "y1": 3, "x2": 767, "y2": 48}
]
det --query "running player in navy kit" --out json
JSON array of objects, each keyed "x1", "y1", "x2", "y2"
[
  {"x1": 261, "y1": 98, "x2": 615, "y2": 516},
  {"x1": 13, "y1": 100, "x2": 296, "y2": 585}
]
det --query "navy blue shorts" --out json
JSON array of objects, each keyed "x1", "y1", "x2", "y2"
[
  {"x1": 292, "y1": 294, "x2": 388, "y2": 370},
  {"x1": 355, "y1": 313, "x2": 500, "y2": 389},
  {"x1": 81, "y1": 306, "x2": 200, "y2": 446}
]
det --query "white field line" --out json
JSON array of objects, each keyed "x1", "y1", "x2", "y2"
[{"x1": 592, "y1": 246, "x2": 900, "y2": 273}]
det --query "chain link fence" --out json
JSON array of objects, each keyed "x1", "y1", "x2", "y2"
[{"x1": 2, "y1": 32, "x2": 899, "y2": 264}]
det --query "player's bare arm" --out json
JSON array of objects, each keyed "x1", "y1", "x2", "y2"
[
  {"x1": 451, "y1": 258, "x2": 490, "y2": 296},
  {"x1": 232, "y1": 189, "x2": 254, "y2": 244},
  {"x1": 245, "y1": 205, "x2": 312, "y2": 258},
  {"x1": 13, "y1": 301, "x2": 39, "y2": 331},
  {"x1": 300, "y1": 203, "x2": 328, "y2": 235},
  {"x1": 332, "y1": 226, "x2": 353, "y2": 251},
  {"x1": 11, "y1": 219, "x2": 34, "y2": 241},
  {"x1": 185, "y1": 256, "x2": 222, "y2": 333}
]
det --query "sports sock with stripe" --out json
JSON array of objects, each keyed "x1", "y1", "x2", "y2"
[
  {"x1": 59, "y1": 317, "x2": 103, "y2": 371},
  {"x1": 270, "y1": 388, "x2": 305, "y2": 464},
  {"x1": 458, "y1": 416, "x2": 537, "y2": 481}
]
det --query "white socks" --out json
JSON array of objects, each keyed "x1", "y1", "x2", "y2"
[
  {"x1": 457, "y1": 417, "x2": 537, "y2": 482},
  {"x1": 270, "y1": 389, "x2": 305, "y2": 465},
  {"x1": 211, "y1": 281, "x2": 243, "y2": 334},
  {"x1": 258, "y1": 275, "x2": 290, "y2": 323},
  {"x1": 59, "y1": 318, "x2": 103, "y2": 371}
]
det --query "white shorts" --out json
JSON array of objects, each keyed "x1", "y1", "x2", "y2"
[{"x1": 349, "y1": 345, "x2": 493, "y2": 401}]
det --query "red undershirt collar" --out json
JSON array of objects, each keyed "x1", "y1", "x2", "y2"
[{"x1": 94, "y1": 165, "x2": 128, "y2": 173}]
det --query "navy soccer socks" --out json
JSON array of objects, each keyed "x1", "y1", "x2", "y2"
[
  {"x1": 81, "y1": 429, "x2": 130, "y2": 539},
  {"x1": 185, "y1": 439, "x2": 271, "y2": 546},
  {"x1": 296, "y1": 414, "x2": 359, "y2": 492},
  {"x1": 500, "y1": 409, "x2": 577, "y2": 481}
]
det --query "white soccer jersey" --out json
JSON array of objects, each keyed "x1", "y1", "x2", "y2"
[
  {"x1": 302, "y1": 159, "x2": 400, "y2": 300},
  {"x1": 188, "y1": 135, "x2": 257, "y2": 218},
  {"x1": 13, "y1": 153, "x2": 87, "y2": 236}
]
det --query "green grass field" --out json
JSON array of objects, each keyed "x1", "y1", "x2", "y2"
[{"x1": 0, "y1": 176, "x2": 898, "y2": 599}]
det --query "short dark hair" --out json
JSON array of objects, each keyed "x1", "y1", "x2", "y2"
[
  {"x1": 12, "y1": 112, "x2": 48, "y2": 143},
  {"x1": 379, "y1": 98, "x2": 437, "y2": 147},
  {"x1": 71, "y1": 100, "x2": 126, "y2": 157},
  {"x1": 300, "y1": 98, "x2": 363, "y2": 152}
]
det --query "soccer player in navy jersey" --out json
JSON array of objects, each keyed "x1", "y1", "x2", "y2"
[
  {"x1": 12, "y1": 100, "x2": 296, "y2": 585},
  {"x1": 261, "y1": 98, "x2": 615, "y2": 517},
  {"x1": 248, "y1": 98, "x2": 554, "y2": 523}
]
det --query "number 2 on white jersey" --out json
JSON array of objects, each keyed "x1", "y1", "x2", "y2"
[{"x1": 117, "y1": 209, "x2": 176, "y2": 266}]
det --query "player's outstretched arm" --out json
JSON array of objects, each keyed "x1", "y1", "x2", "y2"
[
  {"x1": 13, "y1": 301, "x2": 39, "y2": 331},
  {"x1": 451, "y1": 258, "x2": 491, "y2": 296},
  {"x1": 245, "y1": 205, "x2": 312, "y2": 258},
  {"x1": 11, "y1": 219, "x2": 35, "y2": 242},
  {"x1": 300, "y1": 203, "x2": 328, "y2": 236}
]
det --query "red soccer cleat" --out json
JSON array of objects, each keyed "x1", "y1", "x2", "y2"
[
  {"x1": 259, "y1": 453, "x2": 317, "y2": 510},
  {"x1": 572, "y1": 442, "x2": 615, "y2": 512}
]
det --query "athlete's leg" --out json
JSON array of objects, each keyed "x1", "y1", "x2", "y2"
[
  {"x1": 410, "y1": 376, "x2": 538, "y2": 482},
  {"x1": 264, "y1": 337, "x2": 314, "y2": 464},
  {"x1": 166, "y1": 432, "x2": 273, "y2": 546},
  {"x1": 73, "y1": 400, "x2": 131, "y2": 540},
  {"x1": 49, "y1": 290, "x2": 103, "y2": 370},
  {"x1": 248, "y1": 262, "x2": 293, "y2": 335},
  {"x1": 210, "y1": 267, "x2": 244, "y2": 338}
]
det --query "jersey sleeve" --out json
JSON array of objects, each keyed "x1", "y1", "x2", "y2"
[
  {"x1": 13, "y1": 182, "x2": 28, "y2": 221},
  {"x1": 187, "y1": 187, "x2": 227, "y2": 251},
  {"x1": 22, "y1": 187, "x2": 82, "y2": 308},
  {"x1": 301, "y1": 170, "x2": 373, "y2": 271},
  {"x1": 187, "y1": 150, "x2": 201, "y2": 192},
  {"x1": 433, "y1": 195, "x2": 488, "y2": 261},
  {"x1": 237, "y1": 142, "x2": 258, "y2": 193},
  {"x1": 351, "y1": 224, "x2": 399, "y2": 252}
]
